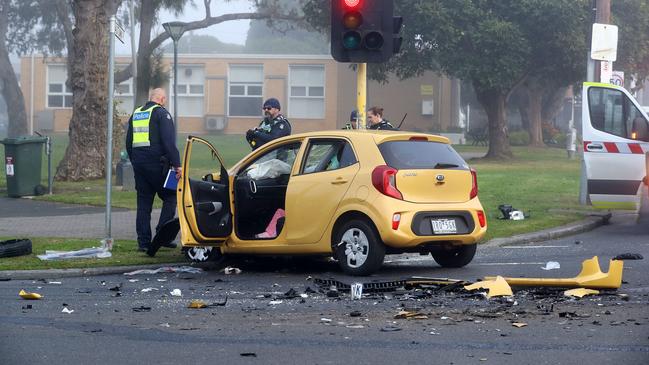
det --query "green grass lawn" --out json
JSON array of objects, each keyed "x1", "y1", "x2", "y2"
[
  {"x1": 0, "y1": 237, "x2": 185, "y2": 271},
  {"x1": 0, "y1": 133, "x2": 592, "y2": 270}
]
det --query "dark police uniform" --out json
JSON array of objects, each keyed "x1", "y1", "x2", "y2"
[
  {"x1": 126, "y1": 101, "x2": 181, "y2": 251},
  {"x1": 246, "y1": 114, "x2": 292, "y2": 150},
  {"x1": 368, "y1": 119, "x2": 397, "y2": 130}
]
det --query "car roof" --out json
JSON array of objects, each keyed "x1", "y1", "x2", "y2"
[{"x1": 284, "y1": 129, "x2": 451, "y2": 144}]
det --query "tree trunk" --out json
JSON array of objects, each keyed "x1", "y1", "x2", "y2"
[
  {"x1": 475, "y1": 87, "x2": 512, "y2": 159},
  {"x1": 135, "y1": 0, "x2": 155, "y2": 106},
  {"x1": 0, "y1": 0, "x2": 27, "y2": 137},
  {"x1": 55, "y1": 0, "x2": 121, "y2": 181},
  {"x1": 526, "y1": 85, "x2": 545, "y2": 147},
  {"x1": 542, "y1": 86, "x2": 569, "y2": 124}
]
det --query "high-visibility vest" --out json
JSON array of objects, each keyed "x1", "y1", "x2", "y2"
[{"x1": 131, "y1": 104, "x2": 160, "y2": 148}]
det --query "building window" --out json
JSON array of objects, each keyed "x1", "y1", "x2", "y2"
[
  {"x1": 170, "y1": 66, "x2": 205, "y2": 117},
  {"x1": 229, "y1": 64, "x2": 263, "y2": 117},
  {"x1": 289, "y1": 65, "x2": 325, "y2": 119},
  {"x1": 47, "y1": 65, "x2": 72, "y2": 108},
  {"x1": 115, "y1": 65, "x2": 134, "y2": 115}
]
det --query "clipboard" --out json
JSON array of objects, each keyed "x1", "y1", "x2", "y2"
[{"x1": 163, "y1": 169, "x2": 179, "y2": 190}]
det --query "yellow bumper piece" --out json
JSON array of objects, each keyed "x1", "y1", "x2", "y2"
[
  {"x1": 485, "y1": 256, "x2": 623, "y2": 289},
  {"x1": 464, "y1": 275, "x2": 513, "y2": 298}
]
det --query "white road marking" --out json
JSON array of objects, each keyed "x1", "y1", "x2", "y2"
[
  {"x1": 474, "y1": 262, "x2": 545, "y2": 266},
  {"x1": 504, "y1": 245, "x2": 570, "y2": 249}
]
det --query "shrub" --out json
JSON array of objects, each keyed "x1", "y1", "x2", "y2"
[{"x1": 509, "y1": 131, "x2": 530, "y2": 146}]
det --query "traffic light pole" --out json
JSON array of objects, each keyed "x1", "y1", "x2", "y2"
[{"x1": 357, "y1": 63, "x2": 367, "y2": 129}]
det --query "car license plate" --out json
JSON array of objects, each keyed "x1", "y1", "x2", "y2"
[{"x1": 431, "y1": 219, "x2": 457, "y2": 234}]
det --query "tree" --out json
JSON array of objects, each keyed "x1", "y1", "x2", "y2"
[
  {"x1": 613, "y1": 0, "x2": 649, "y2": 90},
  {"x1": 0, "y1": 0, "x2": 28, "y2": 137},
  {"x1": 54, "y1": 0, "x2": 122, "y2": 181},
  {"x1": 516, "y1": 0, "x2": 589, "y2": 146},
  {"x1": 115, "y1": 0, "x2": 302, "y2": 106}
]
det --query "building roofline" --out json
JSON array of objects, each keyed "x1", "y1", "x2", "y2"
[{"x1": 27, "y1": 53, "x2": 334, "y2": 61}]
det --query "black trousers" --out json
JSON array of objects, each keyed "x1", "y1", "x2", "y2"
[{"x1": 132, "y1": 162, "x2": 177, "y2": 249}]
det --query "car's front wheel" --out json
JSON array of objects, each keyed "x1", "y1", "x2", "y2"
[
  {"x1": 334, "y1": 219, "x2": 385, "y2": 276},
  {"x1": 431, "y1": 244, "x2": 477, "y2": 268},
  {"x1": 183, "y1": 246, "x2": 225, "y2": 264}
]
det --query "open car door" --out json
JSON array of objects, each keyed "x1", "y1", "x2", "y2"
[
  {"x1": 582, "y1": 82, "x2": 649, "y2": 210},
  {"x1": 178, "y1": 136, "x2": 233, "y2": 244}
]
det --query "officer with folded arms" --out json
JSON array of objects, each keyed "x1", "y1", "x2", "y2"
[{"x1": 246, "y1": 98, "x2": 291, "y2": 150}]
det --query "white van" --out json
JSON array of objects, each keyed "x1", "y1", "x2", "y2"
[{"x1": 582, "y1": 82, "x2": 649, "y2": 210}]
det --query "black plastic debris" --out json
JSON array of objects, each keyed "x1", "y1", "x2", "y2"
[
  {"x1": 574, "y1": 240, "x2": 582, "y2": 245},
  {"x1": 109, "y1": 284, "x2": 121, "y2": 291},
  {"x1": 76, "y1": 289, "x2": 92, "y2": 294},
  {"x1": 326, "y1": 286, "x2": 340, "y2": 298},
  {"x1": 22, "y1": 304, "x2": 32, "y2": 310},
  {"x1": 613, "y1": 253, "x2": 643, "y2": 260},
  {"x1": 350, "y1": 311, "x2": 362, "y2": 317},
  {"x1": 240, "y1": 353, "x2": 257, "y2": 357},
  {"x1": 0, "y1": 278, "x2": 11, "y2": 281},
  {"x1": 380, "y1": 325, "x2": 402, "y2": 332},
  {"x1": 280, "y1": 288, "x2": 299, "y2": 299},
  {"x1": 133, "y1": 306, "x2": 152, "y2": 312}
]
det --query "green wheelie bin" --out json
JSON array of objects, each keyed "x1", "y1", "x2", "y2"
[{"x1": 1, "y1": 136, "x2": 47, "y2": 197}]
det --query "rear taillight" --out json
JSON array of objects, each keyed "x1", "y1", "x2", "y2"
[
  {"x1": 409, "y1": 136, "x2": 428, "y2": 141},
  {"x1": 477, "y1": 210, "x2": 486, "y2": 228},
  {"x1": 372, "y1": 165, "x2": 403, "y2": 200},
  {"x1": 470, "y1": 168, "x2": 478, "y2": 199}
]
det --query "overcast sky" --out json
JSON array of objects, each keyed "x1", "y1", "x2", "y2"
[{"x1": 115, "y1": 0, "x2": 255, "y2": 55}]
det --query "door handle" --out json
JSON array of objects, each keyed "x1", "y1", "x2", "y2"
[
  {"x1": 249, "y1": 179, "x2": 257, "y2": 194},
  {"x1": 331, "y1": 178, "x2": 349, "y2": 185},
  {"x1": 586, "y1": 143, "x2": 603, "y2": 151}
]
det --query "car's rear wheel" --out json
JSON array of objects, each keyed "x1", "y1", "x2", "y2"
[
  {"x1": 431, "y1": 244, "x2": 477, "y2": 268},
  {"x1": 183, "y1": 246, "x2": 225, "y2": 264},
  {"x1": 334, "y1": 219, "x2": 385, "y2": 276}
]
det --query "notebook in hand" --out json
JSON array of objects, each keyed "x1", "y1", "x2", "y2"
[{"x1": 163, "y1": 169, "x2": 179, "y2": 190}]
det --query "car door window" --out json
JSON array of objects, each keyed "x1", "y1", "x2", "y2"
[
  {"x1": 302, "y1": 139, "x2": 357, "y2": 174},
  {"x1": 588, "y1": 87, "x2": 649, "y2": 141},
  {"x1": 242, "y1": 143, "x2": 301, "y2": 179}
]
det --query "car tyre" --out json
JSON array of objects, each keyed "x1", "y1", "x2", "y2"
[
  {"x1": 431, "y1": 244, "x2": 477, "y2": 268},
  {"x1": 334, "y1": 219, "x2": 385, "y2": 276},
  {"x1": 183, "y1": 246, "x2": 226, "y2": 265},
  {"x1": 0, "y1": 238, "x2": 32, "y2": 258}
]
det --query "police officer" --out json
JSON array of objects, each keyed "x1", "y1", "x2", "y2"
[
  {"x1": 367, "y1": 106, "x2": 397, "y2": 130},
  {"x1": 246, "y1": 98, "x2": 291, "y2": 150},
  {"x1": 126, "y1": 88, "x2": 181, "y2": 252},
  {"x1": 343, "y1": 110, "x2": 358, "y2": 130}
]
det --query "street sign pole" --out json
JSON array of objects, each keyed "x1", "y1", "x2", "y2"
[{"x1": 103, "y1": 16, "x2": 118, "y2": 250}]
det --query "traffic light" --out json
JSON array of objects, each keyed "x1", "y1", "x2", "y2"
[{"x1": 331, "y1": 0, "x2": 402, "y2": 63}]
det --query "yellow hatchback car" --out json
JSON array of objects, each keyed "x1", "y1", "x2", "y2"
[{"x1": 169, "y1": 130, "x2": 486, "y2": 276}]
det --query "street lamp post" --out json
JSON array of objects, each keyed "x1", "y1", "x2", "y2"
[{"x1": 162, "y1": 21, "x2": 187, "y2": 141}]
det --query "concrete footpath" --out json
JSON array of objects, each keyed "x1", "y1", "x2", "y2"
[{"x1": 0, "y1": 196, "x2": 155, "y2": 240}]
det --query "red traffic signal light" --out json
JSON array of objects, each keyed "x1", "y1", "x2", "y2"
[
  {"x1": 344, "y1": 0, "x2": 361, "y2": 8},
  {"x1": 331, "y1": 0, "x2": 399, "y2": 63}
]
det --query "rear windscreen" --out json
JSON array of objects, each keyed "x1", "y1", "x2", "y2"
[{"x1": 378, "y1": 141, "x2": 468, "y2": 170}]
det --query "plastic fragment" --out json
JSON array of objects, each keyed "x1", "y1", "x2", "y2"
[
  {"x1": 19, "y1": 289, "x2": 42, "y2": 300},
  {"x1": 564, "y1": 288, "x2": 600, "y2": 298},
  {"x1": 224, "y1": 267, "x2": 242, "y2": 275},
  {"x1": 62, "y1": 307, "x2": 74, "y2": 314},
  {"x1": 170, "y1": 289, "x2": 182, "y2": 297},
  {"x1": 464, "y1": 276, "x2": 513, "y2": 298},
  {"x1": 37, "y1": 247, "x2": 111, "y2": 260},
  {"x1": 394, "y1": 310, "x2": 428, "y2": 320},
  {"x1": 511, "y1": 322, "x2": 527, "y2": 328},
  {"x1": 268, "y1": 300, "x2": 283, "y2": 305},
  {"x1": 141, "y1": 288, "x2": 159, "y2": 293},
  {"x1": 124, "y1": 266, "x2": 203, "y2": 276},
  {"x1": 541, "y1": 261, "x2": 560, "y2": 270},
  {"x1": 188, "y1": 300, "x2": 207, "y2": 309}
]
